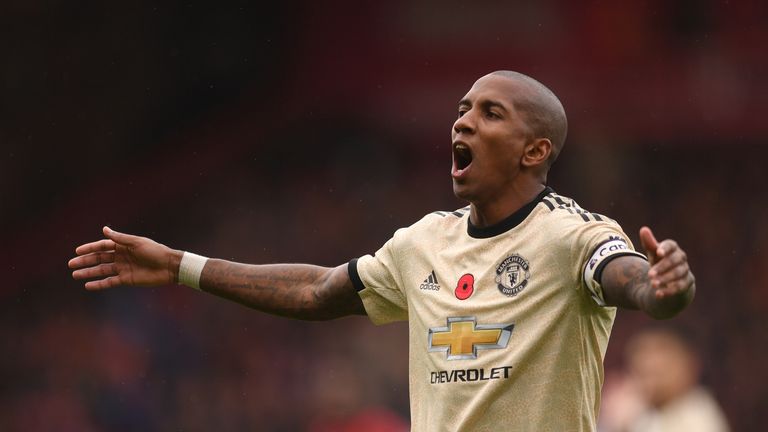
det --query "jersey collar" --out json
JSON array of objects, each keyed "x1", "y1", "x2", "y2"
[{"x1": 467, "y1": 186, "x2": 553, "y2": 239}]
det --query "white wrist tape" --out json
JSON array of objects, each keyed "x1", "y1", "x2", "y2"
[{"x1": 179, "y1": 252, "x2": 209, "y2": 290}]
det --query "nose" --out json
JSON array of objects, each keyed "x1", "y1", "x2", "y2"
[{"x1": 453, "y1": 110, "x2": 475, "y2": 136}]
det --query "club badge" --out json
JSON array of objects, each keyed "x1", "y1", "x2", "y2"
[{"x1": 495, "y1": 254, "x2": 530, "y2": 297}]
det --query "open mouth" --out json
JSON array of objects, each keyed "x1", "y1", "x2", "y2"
[{"x1": 452, "y1": 142, "x2": 473, "y2": 176}]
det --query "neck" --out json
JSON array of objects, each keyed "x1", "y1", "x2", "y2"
[{"x1": 469, "y1": 182, "x2": 546, "y2": 228}]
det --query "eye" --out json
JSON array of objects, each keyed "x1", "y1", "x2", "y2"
[
  {"x1": 486, "y1": 111, "x2": 501, "y2": 119},
  {"x1": 457, "y1": 109, "x2": 468, "y2": 118}
]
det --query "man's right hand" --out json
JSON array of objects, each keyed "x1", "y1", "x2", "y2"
[
  {"x1": 69, "y1": 226, "x2": 182, "y2": 290},
  {"x1": 69, "y1": 227, "x2": 365, "y2": 320}
]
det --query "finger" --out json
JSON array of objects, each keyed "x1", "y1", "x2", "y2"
[
  {"x1": 85, "y1": 275, "x2": 123, "y2": 291},
  {"x1": 72, "y1": 263, "x2": 117, "y2": 280},
  {"x1": 649, "y1": 247, "x2": 687, "y2": 278},
  {"x1": 103, "y1": 226, "x2": 137, "y2": 246},
  {"x1": 68, "y1": 251, "x2": 115, "y2": 269},
  {"x1": 654, "y1": 273, "x2": 695, "y2": 298},
  {"x1": 654, "y1": 265, "x2": 689, "y2": 287},
  {"x1": 655, "y1": 239, "x2": 679, "y2": 259},
  {"x1": 654, "y1": 278, "x2": 692, "y2": 299},
  {"x1": 75, "y1": 239, "x2": 116, "y2": 255},
  {"x1": 638, "y1": 226, "x2": 659, "y2": 261}
]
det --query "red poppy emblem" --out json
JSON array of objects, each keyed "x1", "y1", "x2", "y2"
[{"x1": 455, "y1": 273, "x2": 475, "y2": 300}]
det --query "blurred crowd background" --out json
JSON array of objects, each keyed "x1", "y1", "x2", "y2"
[{"x1": 2, "y1": 0, "x2": 766, "y2": 430}]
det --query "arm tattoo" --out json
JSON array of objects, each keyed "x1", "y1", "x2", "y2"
[
  {"x1": 601, "y1": 256, "x2": 649, "y2": 311},
  {"x1": 199, "y1": 260, "x2": 365, "y2": 321},
  {"x1": 601, "y1": 256, "x2": 690, "y2": 319}
]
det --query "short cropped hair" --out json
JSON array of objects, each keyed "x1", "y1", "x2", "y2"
[{"x1": 491, "y1": 70, "x2": 568, "y2": 166}]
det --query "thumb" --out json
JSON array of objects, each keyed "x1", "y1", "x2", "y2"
[
  {"x1": 639, "y1": 226, "x2": 660, "y2": 262},
  {"x1": 103, "y1": 226, "x2": 135, "y2": 245}
]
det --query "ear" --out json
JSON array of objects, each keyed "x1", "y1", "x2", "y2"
[{"x1": 521, "y1": 138, "x2": 552, "y2": 168}]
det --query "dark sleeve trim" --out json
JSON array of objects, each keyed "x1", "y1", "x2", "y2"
[
  {"x1": 347, "y1": 258, "x2": 366, "y2": 292},
  {"x1": 593, "y1": 252, "x2": 648, "y2": 285}
]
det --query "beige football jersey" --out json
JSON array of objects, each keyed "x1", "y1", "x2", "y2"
[{"x1": 348, "y1": 187, "x2": 646, "y2": 431}]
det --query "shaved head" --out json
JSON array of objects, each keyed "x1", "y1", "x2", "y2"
[{"x1": 490, "y1": 70, "x2": 568, "y2": 166}]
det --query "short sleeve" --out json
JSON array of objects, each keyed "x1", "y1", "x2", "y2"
[
  {"x1": 572, "y1": 223, "x2": 647, "y2": 306},
  {"x1": 348, "y1": 235, "x2": 408, "y2": 325}
]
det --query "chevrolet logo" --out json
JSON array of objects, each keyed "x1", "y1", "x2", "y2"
[{"x1": 428, "y1": 317, "x2": 514, "y2": 360}]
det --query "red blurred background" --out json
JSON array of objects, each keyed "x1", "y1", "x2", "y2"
[{"x1": 2, "y1": 1, "x2": 766, "y2": 430}]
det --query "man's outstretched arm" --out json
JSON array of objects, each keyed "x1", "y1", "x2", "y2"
[
  {"x1": 601, "y1": 226, "x2": 696, "y2": 319},
  {"x1": 68, "y1": 226, "x2": 366, "y2": 321}
]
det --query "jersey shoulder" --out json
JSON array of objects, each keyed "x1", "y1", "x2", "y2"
[
  {"x1": 392, "y1": 205, "x2": 470, "y2": 242},
  {"x1": 540, "y1": 191, "x2": 618, "y2": 225},
  {"x1": 427, "y1": 205, "x2": 471, "y2": 220}
]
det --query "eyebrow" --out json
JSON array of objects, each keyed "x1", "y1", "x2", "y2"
[{"x1": 458, "y1": 98, "x2": 510, "y2": 112}]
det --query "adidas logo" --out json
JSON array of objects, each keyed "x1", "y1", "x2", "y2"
[{"x1": 420, "y1": 271, "x2": 441, "y2": 291}]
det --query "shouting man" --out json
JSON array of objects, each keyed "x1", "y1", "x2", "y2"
[{"x1": 69, "y1": 71, "x2": 695, "y2": 431}]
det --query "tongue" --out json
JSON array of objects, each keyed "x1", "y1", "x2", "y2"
[{"x1": 453, "y1": 159, "x2": 471, "y2": 178}]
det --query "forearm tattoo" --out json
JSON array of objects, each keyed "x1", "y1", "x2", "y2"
[
  {"x1": 601, "y1": 257, "x2": 650, "y2": 311},
  {"x1": 601, "y1": 256, "x2": 690, "y2": 319},
  {"x1": 199, "y1": 260, "x2": 363, "y2": 320}
]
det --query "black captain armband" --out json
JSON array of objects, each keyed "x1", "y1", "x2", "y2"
[{"x1": 583, "y1": 237, "x2": 647, "y2": 306}]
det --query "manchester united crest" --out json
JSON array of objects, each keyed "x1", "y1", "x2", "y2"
[{"x1": 495, "y1": 254, "x2": 531, "y2": 297}]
